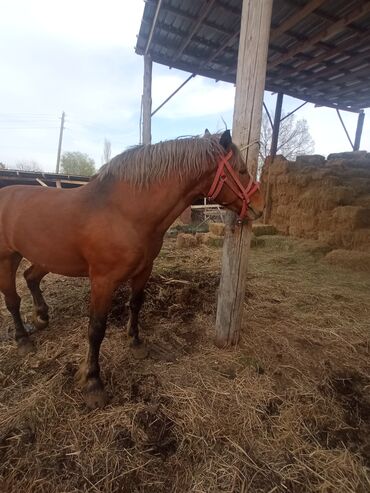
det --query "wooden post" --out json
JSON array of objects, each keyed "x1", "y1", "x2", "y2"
[
  {"x1": 263, "y1": 92, "x2": 284, "y2": 224},
  {"x1": 215, "y1": 0, "x2": 273, "y2": 347},
  {"x1": 142, "y1": 54, "x2": 152, "y2": 145},
  {"x1": 270, "y1": 93, "x2": 284, "y2": 157},
  {"x1": 354, "y1": 110, "x2": 365, "y2": 151},
  {"x1": 56, "y1": 111, "x2": 65, "y2": 173}
]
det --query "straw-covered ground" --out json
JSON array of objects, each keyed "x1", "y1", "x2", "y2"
[{"x1": 0, "y1": 235, "x2": 369, "y2": 493}]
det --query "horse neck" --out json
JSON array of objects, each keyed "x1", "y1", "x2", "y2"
[{"x1": 95, "y1": 170, "x2": 214, "y2": 234}]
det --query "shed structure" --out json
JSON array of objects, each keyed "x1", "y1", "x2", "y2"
[
  {"x1": 135, "y1": 0, "x2": 370, "y2": 346},
  {"x1": 0, "y1": 169, "x2": 89, "y2": 189}
]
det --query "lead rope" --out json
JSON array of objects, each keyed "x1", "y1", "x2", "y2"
[{"x1": 239, "y1": 140, "x2": 260, "y2": 153}]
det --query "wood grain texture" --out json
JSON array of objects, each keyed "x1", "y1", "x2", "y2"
[{"x1": 215, "y1": 0, "x2": 273, "y2": 347}]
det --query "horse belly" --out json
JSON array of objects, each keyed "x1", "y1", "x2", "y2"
[{"x1": 4, "y1": 205, "x2": 88, "y2": 276}]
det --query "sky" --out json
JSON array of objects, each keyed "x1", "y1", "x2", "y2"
[{"x1": 1, "y1": 0, "x2": 369, "y2": 172}]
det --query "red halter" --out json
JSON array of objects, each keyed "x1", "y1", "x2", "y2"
[{"x1": 207, "y1": 151, "x2": 260, "y2": 221}]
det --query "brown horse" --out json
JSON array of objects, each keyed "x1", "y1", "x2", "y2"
[{"x1": 0, "y1": 130, "x2": 264, "y2": 408}]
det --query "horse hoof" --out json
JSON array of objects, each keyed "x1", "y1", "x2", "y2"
[
  {"x1": 32, "y1": 312, "x2": 49, "y2": 330},
  {"x1": 83, "y1": 381, "x2": 108, "y2": 409},
  {"x1": 130, "y1": 341, "x2": 149, "y2": 360},
  {"x1": 18, "y1": 338, "x2": 35, "y2": 356},
  {"x1": 84, "y1": 389, "x2": 108, "y2": 409}
]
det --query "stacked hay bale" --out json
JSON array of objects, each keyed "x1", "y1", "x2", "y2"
[
  {"x1": 261, "y1": 152, "x2": 370, "y2": 252},
  {"x1": 196, "y1": 222, "x2": 225, "y2": 247}
]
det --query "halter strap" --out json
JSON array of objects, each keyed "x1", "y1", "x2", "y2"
[{"x1": 207, "y1": 151, "x2": 259, "y2": 221}]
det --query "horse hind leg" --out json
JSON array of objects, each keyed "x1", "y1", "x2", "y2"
[
  {"x1": 0, "y1": 253, "x2": 34, "y2": 354},
  {"x1": 23, "y1": 264, "x2": 49, "y2": 330},
  {"x1": 127, "y1": 265, "x2": 152, "y2": 359}
]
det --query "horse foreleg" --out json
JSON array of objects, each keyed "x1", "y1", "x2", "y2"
[
  {"x1": 127, "y1": 265, "x2": 152, "y2": 359},
  {"x1": 75, "y1": 275, "x2": 116, "y2": 409},
  {"x1": 0, "y1": 253, "x2": 34, "y2": 354},
  {"x1": 24, "y1": 265, "x2": 49, "y2": 330}
]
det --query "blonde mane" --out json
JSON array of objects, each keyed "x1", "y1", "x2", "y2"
[{"x1": 98, "y1": 135, "x2": 241, "y2": 187}]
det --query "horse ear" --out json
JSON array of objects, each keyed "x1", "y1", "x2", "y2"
[
  {"x1": 219, "y1": 129, "x2": 232, "y2": 149},
  {"x1": 204, "y1": 128, "x2": 211, "y2": 137}
]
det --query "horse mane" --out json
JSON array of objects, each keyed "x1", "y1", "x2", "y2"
[{"x1": 98, "y1": 135, "x2": 241, "y2": 188}]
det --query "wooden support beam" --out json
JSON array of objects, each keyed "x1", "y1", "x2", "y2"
[
  {"x1": 354, "y1": 110, "x2": 365, "y2": 151},
  {"x1": 151, "y1": 73, "x2": 195, "y2": 117},
  {"x1": 269, "y1": 3, "x2": 370, "y2": 69},
  {"x1": 215, "y1": 0, "x2": 273, "y2": 348},
  {"x1": 263, "y1": 93, "x2": 283, "y2": 225},
  {"x1": 270, "y1": 0, "x2": 326, "y2": 41},
  {"x1": 36, "y1": 178, "x2": 48, "y2": 187},
  {"x1": 263, "y1": 102, "x2": 274, "y2": 130},
  {"x1": 336, "y1": 109, "x2": 354, "y2": 149},
  {"x1": 270, "y1": 93, "x2": 284, "y2": 157},
  {"x1": 280, "y1": 101, "x2": 307, "y2": 122},
  {"x1": 142, "y1": 54, "x2": 152, "y2": 145},
  {"x1": 56, "y1": 179, "x2": 62, "y2": 189}
]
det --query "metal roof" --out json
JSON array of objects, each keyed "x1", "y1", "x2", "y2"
[{"x1": 136, "y1": 0, "x2": 370, "y2": 112}]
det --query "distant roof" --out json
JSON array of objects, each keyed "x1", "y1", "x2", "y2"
[
  {"x1": 136, "y1": 0, "x2": 370, "y2": 112},
  {"x1": 0, "y1": 169, "x2": 90, "y2": 188}
]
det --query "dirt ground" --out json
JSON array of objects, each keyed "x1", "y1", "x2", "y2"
[{"x1": 0, "y1": 235, "x2": 369, "y2": 493}]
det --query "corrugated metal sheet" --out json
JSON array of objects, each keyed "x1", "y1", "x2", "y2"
[{"x1": 136, "y1": 0, "x2": 370, "y2": 111}]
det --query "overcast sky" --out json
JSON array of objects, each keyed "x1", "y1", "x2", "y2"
[{"x1": 1, "y1": 0, "x2": 369, "y2": 172}]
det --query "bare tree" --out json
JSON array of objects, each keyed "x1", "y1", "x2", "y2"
[
  {"x1": 15, "y1": 160, "x2": 42, "y2": 172},
  {"x1": 260, "y1": 111, "x2": 315, "y2": 162},
  {"x1": 102, "y1": 139, "x2": 112, "y2": 164}
]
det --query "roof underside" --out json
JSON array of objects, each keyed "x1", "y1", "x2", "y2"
[{"x1": 136, "y1": 0, "x2": 370, "y2": 112}]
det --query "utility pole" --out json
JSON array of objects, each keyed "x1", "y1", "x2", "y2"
[{"x1": 56, "y1": 111, "x2": 65, "y2": 173}]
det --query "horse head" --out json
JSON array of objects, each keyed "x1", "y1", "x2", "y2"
[{"x1": 206, "y1": 130, "x2": 265, "y2": 222}]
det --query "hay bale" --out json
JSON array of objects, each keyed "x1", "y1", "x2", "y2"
[
  {"x1": 289, "y1": 173, "x2": 312, "y2": 188},
  {"x1": 252, "y1": 224, "x2": 277, "y2": 236},
  {"x1": 176, "y1": 233, "x2": 197, "y2": 248},
  {"x1": 296, "y1": 155, "x2": 326, "y2": 166},
  {"x1": 297, "y1": 240, "x2": 332, "y2": 258},
  {"x1": 354, "y1": 194, "x2": 370, "y2": 207},
  {"x1": 203, "y1": 233, "x2": 223, "y2": 247},
  {"x1": 349, "y1": 178, "x2": 370, "y2": 195},
  {"x1": 250, "y1": 235, "x2": 265, "y2": 248},
  {"x1": 289, "y1": 212, "x2": 316, "y2": 236},
  {"x1": 265, "y1": 156, "x2": 289, "y2": 176},
  {"x1": 209, "y1": 222, "x2": 225, "y2": 236},
  {"x1": 352, "y1": 229, "x2": 370, "y2": 251},
  {"x1": 274, "y1": 174, "x2": 291, "y2": 185},
  {"x1": 327, "y1": 151, "x2": 368, "y2": 160},
  {"x1": 195, "y1": 232, "x2": 205, "y2": 245},
  {"x1": 325, "y1": 249, "x2": 370, "y2": 272},
  {"x1": 332, "y1": 206, "x2": 370, "y2": 229},
  {"x1": 318, "y1": 231, "x2": 342, "y2": 247},
  {"x1": 298, "y1": 186, "x2": 355, "y2": 212},
  {"x1": 258, "y1": 235, "x2": 292, "y2": 250},
  {"x1": 275, "y1": 205, "x2": 292, "y2": 218}
]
